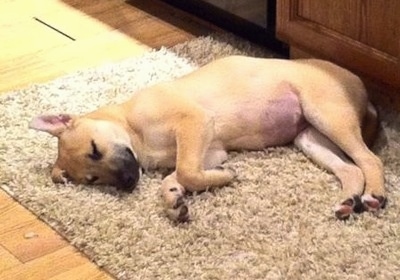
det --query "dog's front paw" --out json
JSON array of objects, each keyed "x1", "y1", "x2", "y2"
[
  {"x1": 162, "y1": 185, "x2": 190, "y2": 223},
  {"x1": 361, "y1": 194, "x2": 387, "y2": 212},
  {"x1": 334, "y1": 195, "x2": 364, "y2": 220},
  {"x1": 215, "y1": 166, "x2": 237, "y2": 180},
  {"x1": 166, "y1": 196, "x2": 190, "y2": 223}
]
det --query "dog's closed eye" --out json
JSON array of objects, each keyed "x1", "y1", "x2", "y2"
[
  {"x1": 88, "y1": 140, "x2": 103, "y2": 161},
  {"x1": 85, "y1": 175, "x2": 99, "y2": 184}
]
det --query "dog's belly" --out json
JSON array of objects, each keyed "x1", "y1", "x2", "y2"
[{"x1": 215, "y1": 90, "x2": 307, "y2": 150}]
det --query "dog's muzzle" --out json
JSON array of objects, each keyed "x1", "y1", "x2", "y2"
[{"x1": 112, "y1": 145, "x2": 140, "y2": 192}]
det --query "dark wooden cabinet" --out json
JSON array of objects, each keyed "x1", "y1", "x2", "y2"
[
  {"x1": 163, "y1": 0, "x2": 287, "y2": 54},
  {"x1": 277, "y1": 0, "x2": 400, "y2": 107}
]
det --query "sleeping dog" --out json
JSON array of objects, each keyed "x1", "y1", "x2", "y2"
[{"x1": 30, "y1": 56, "x2": 386, "y2": 222}]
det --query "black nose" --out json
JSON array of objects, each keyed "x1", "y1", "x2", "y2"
[
  {"x1": 113, "y1": 146, "x2": 141, "y2": 192},
  {"x1": 118, "y1": 172, "x2": 138, "y2": 192}
]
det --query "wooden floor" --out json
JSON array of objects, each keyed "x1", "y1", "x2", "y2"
[{"x1": 0, "y1": 0, "x2": 217, "y2": 279}]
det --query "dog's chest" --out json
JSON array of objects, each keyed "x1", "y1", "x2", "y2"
[{"x1": 138, "y1": 128, "x2": 177, "y2": 169}]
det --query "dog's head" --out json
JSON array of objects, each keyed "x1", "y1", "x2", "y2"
[{"x1": 29, "y1": 114, "x2": 140, "y2": 192}]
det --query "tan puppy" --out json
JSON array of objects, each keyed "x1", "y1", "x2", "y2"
[{"x1": 30, "y1": 56, "x2": 386, "y2": 222}]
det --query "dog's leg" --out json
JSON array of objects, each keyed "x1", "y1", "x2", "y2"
[
  {"x1": 333, "y1": 139, "x2": 385, "y2": 213},
  {"x1": 301, "y1": 99, "x2": 385, "y2": 214},
  {"x1": 341, "y1": 141, "x2": 386, "y2": 212},
  {"x1": 174, "y1": 112, "x2": 235, "y2": 192},
  {"x1": 295, "y1": 127, "x2": 365, "y2": 219},
  {"x1": 318, "y1": 126, "x2": 385, "y2": 213}
]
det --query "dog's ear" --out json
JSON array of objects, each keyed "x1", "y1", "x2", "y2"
[
  {"x1": 51, "y1": 164, "x2": 68, "y2": 183},
  {"x1": 29, "y1": 114, "x2": 74, "y2": 137}
]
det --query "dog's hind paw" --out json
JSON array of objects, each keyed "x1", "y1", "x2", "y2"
[
  {"x1": 334, "y1": 195, "x2": 363, "y2": 220},
  {"x1": 166, "y1": 197, "x2": 190, "y2": 223},
  {"x1": 361, "y1": 194, "x2": 387, "y2": 212}
]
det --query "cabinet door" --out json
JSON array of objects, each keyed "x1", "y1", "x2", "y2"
[{"x1": 277, "y1": 0, "x2": 400, "y2": 88}]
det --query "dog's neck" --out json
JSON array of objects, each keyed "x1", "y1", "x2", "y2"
[{"x1": 85, "y1": 104, "x2": 128, "y2": 125}]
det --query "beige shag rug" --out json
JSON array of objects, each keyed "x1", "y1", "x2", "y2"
[{"x1": 1, "y1": 35, "x2": 400, "y2": 280}]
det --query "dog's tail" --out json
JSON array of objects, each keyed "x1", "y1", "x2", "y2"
[{"x1": 362, "y1": 102, "x2": 380, "y2": 148}]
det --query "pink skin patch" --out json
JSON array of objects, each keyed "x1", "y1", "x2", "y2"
[
  {"x1": 261, "y1": 91, "x2": 307, "y2": 146},
  {"x1": 216, "y1": 89, "x2": 307, "y2": 150},
  {"x1": 334, "y1": 204, "x2": 354, "y2": 220},
  {"x1": 362, "y1": 194, "x2": 382, "y2": 211},
  {"x1": 52, "y1": 114, "x2": 71, "y2": 124}
]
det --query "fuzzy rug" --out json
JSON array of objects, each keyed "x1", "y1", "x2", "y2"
[{"x1": 1, "y1": 34, "x2": 400, "y2": 280}]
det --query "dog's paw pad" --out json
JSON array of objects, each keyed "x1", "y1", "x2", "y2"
[
  {"x1": 166, "y1": 198, "x2": 190, "y2": 223},
  {"x1": 334, "y1": 204, "x2": 353, "y2": 220},
  {"x1": 334, "y1": 195, "x2": 363, "y2": 220},
  {"x1": 362, "y1": 194, "x2": 387, "y2": 212},
  {"x1": 173, "y1": 196, "x2": 185, "y2": 209},
  {"x1": 166, "y1": 195, "x2": 190, "y2": 223},
  {"x1": 374, "y1": 195, "x2": 387, "y2": 209},
  {"x1": 177, "y1": 205, "x2": 189, "y2": 222}
]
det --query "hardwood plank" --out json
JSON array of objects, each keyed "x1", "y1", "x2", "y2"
[
  {"x1": 0, "y1": 245, "x2": 21, "y2": 274},
  {"x1": 0, "y1": 246, "x2": 103, "y2": 280},
  {"x1": 59, "y1": 0, "x2": 146, "y2": 34},
  {"x1": 0, "y1": 191, "x2": 113, "y2": 279},
  {"x1": 0, "y1": 0, "x2": 149, "y2": 93},
  {"x1": 60, "y1": 0, "x2": 126, "y2": 15},
  {"x1": 0, "y1": 30, "x2": 149, "y2": 93},
  {"x1": 0, "y1": 192, "x2": 36, "y2": 236},
  {"x1": 0, "y1": 191, "x2": 68, "y2": 262},
  {"x1": 35, "y1": 0, "x2": 114, "y2": 40},
  {"x1": 118, "y1": 15, "x2": 194, "y2": 48},
  {"x1": 0, "y1": 190, "x2": 15, "y2": 204},
  {"x1": 1, "y1": 18, "x2": 69, "y2": 58},
  {"x1": 62, "y1": 0, "x2": 220, "y2": 48},
  {"x1": 0, "y1": 0, "x2": 37, "y2": 25},
  {"x1": 0, "y1": 219, "x2": 67, "y2": 263},
  {"x1": 39, "y1": 30, "x2": 149, "y2": 73},
  {"x1": 49, "y1": 263, "x2": 114, "y2": 280}
]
